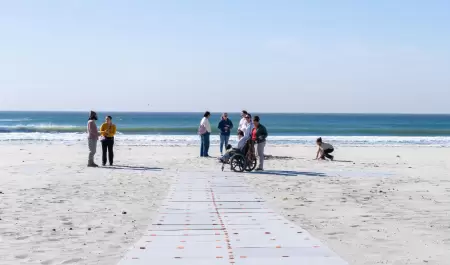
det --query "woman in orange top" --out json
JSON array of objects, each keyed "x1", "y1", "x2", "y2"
[{"x1": 100, "y1": 116, "x2": 117, "y2": 166}]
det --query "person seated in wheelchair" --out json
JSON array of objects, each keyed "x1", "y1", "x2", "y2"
[{"x1": 219, "y1": 130, "x2": 246, "y2": 162}]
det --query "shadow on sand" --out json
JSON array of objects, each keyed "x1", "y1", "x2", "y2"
[
  {"x1": 332, "y1": 160, "x2": 353, "y2": 163},
  {"x1": 250, "y1": 170, "x2": 327, "y2": 177},
  {"x1": 105, "y1": 165, "x2": 163, "y2": 171}
]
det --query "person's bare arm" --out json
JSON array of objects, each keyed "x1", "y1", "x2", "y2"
[{"x1": 315, "y1": 148, "x2": 320, "y2": 159}]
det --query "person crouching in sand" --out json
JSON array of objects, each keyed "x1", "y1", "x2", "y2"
[{"x1": 315, "y1": 137, "x2": 334, "y2": 161}]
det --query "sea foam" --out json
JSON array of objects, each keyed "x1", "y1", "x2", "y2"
[{"x1": 0, "y1": 133, "x2": 449, "y2": 147}]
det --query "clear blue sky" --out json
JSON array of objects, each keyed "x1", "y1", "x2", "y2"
[{"x1": 0, "y1": 0, "x2": 449, "y2": 113}]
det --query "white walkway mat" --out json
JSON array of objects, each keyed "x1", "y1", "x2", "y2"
[{"x1": 118, "y1": 173, "x2": 348, "y2": 265}]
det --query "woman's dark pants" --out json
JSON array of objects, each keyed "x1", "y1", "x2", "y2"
[
  {"x1": 320, "y1": 148, "x2": 334, "y2": 160},
  {"x1": 102, "y1": 137, "x2": 114, "y2": 165}
]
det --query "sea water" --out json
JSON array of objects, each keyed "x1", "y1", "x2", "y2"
[{"x1": 1, "y1": 111, "x2": 449, "y2": 146}]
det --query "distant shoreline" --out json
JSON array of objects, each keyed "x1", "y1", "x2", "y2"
[{"x1": 1, "y1": 110, "x2": 450, "y2": 115}]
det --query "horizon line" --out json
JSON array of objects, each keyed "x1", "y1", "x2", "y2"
[{"x1": 0, "y1": 110, "x2": 450, "y2": 115}]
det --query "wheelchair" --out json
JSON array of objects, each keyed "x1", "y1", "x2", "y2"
[{"x1": 221, "y1": 140, "x2": 257, "y2": 172}]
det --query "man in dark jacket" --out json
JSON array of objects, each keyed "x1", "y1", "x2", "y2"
[
  {"x1": 218, "y1": 113, "x2": 234, "y2": 154},
  {"x1": 252, "y1": 116, "x2": 268, "y2": 171}
]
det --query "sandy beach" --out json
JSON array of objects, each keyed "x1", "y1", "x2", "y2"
[{"x1": 0, "y1": 143, "x2": 449, "y2": 265}]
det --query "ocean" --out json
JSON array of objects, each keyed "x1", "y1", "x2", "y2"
[{"x1": 1, "y1": 111, "x2": 450, "y2": 146}]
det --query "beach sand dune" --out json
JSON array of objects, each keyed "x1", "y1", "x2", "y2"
[{"x1": 0, "y1": 144, "x2": 449, "y2": 265}]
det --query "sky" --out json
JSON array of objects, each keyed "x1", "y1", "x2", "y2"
[{"x1": 0, "y1": 0, "x2": 449, "y2": 113}]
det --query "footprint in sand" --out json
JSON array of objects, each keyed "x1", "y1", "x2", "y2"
[
  {"x1": 61, "y1": 258, "x2": 83, "y2": 264},
  {"x1": 327, "y1": 231, "x2": 344, "y2": 236},
  {"x1": 15, "y1": 254, "x2": 28, "y2": 259}
]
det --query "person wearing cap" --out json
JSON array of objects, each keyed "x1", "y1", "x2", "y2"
[
  {"x1": 218, "y1": 113, "x2": 234, "y2": 155},
  {"x1": 87, "y1": 111, "x2": 99, "y2": 167},
  {"x1": 252, "y1": 115, "x2": 268, "y2": 171}
]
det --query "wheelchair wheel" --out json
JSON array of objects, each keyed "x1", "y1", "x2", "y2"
[
  {"x1": 245, "y1": 156, "x2": 257, "y2": 172},
  {"x1": 230, "y1": 155, "x2": 245, "y2": 172}
]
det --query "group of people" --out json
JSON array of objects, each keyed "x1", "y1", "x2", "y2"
[
  {"x1": 198, "y1": 110, "x2": 268, "y2": 171},
  {"x1": 85, "y1": 110, "x2": 334, "y2": 168},
  {"x1": 87, "y1": 111, "x2": 117, "y2": 167}
]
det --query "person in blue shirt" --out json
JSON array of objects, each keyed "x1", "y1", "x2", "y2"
[{"x1": 218, "y1": 113, "x2": 234, "y2": 154}]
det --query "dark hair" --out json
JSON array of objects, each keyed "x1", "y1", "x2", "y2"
[
  {"x1": 316, "y1": 137, "x2": 322, "y2": 143},
  {"x1": 238, "y1": 130, "x2": 244, "y2": 136},
  {"x1": 203, "y1": 111, "x2": 211, "y2": 118},
  {"x1": 253, "y1": 116, "x2": 260, "y2": 122},
  {"x1": 107, "y1": 115, "x2": 112, "y2": 120},
  {"x1": 242, "y1": 110, "x2": 248, "y2": 115},
  {"x1": 88, "y1": 111, "x2": 98, "y2": 121},
  {"x1": 245, "y1": 113, "x2": 252, "y2": 119}
]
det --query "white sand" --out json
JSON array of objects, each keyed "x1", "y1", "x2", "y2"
[
  {"x1": 244, "y1": 146, "x2": 450, "y2": 265},
  {"x1": 0, "y1": 143, "x2": 449, "y2": 265}
]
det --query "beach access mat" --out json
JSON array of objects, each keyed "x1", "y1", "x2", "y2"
[{"x1": 118, "y1": 173, "x2": 348, "y2": 265}]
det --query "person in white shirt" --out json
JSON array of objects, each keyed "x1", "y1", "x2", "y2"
[
  {"x1": 315, "y1": 137, "x2": 334, "y2": 160},
  {"x1": 238, "y1": 110, "x2": 248, "y2": 133},
  {"x1": 242, "y1": 114, "x2": 254, "y2": 142},
  {"x1": 199, "y1": 111, "x2": 212, "y2": 157}
]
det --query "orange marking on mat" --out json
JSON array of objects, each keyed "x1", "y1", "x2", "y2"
[{"x1": 177, "y1": 246, "x2": 184, "y2": 249}]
